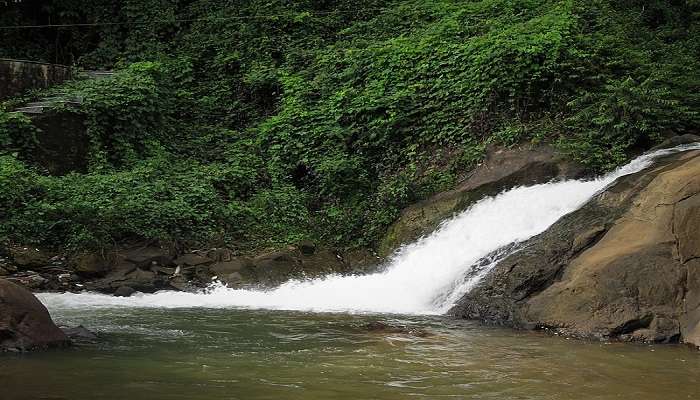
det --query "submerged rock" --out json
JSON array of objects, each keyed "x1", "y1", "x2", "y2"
[
  {"x1": 0, "y1": 279, "x2": 69, "y2": 351},
  {"x1": 61, "y1": 325, "x2": 98, "y2": 344},
  {"x1": 451, "y1": 148, "x2": 700, "y2": 347},
  {"x1": 363, "y1": 321, "x2": 431, "y2": 337}
]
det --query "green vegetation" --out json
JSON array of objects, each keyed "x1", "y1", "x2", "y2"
[{"x1": 0, "y1": 0, "x2": 698, "y2": 252}]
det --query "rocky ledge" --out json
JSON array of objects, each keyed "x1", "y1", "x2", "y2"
[
  {"x1": 451, "y1": 142, "x2": 700, "y2": 347},
  {"x1": 0, "y1": 241, "x2": 381, "y2": 296}
]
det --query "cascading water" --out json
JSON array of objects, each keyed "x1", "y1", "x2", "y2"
[{"x1": 38, "y1": 144, "x2": 700, "y2": 315}]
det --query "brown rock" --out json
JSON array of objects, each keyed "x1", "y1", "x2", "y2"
[
  {"x1": 114, "y1": 286, "x2": 136, "y2": 297},
  {"x1": 175, "y1": 253, "x2": 214, "y2": 266},
  {"x1": 122, "y1": 246, "x2": 174, "y2": 268},
  {"x1": 210, "y1": 258, "x2": 254, "y2": 286},
  {"x1": 452, "y1": 149, "x2": 700, "y2": 346},
  {"x1": 252, "y1": 251, "x2": 302, "y2": 286},
  {"x1": 673, "y1": 193, "x2": 700, "y2": 263},
  {"x1": 0, "y1": 279, "x2": 69, "y2": 351},
  {"x1": 72, "y1": 252, "x2": 111, "y2": 276},
  {"x1": 206, "y1": 248, "x2": 234, "y2": 262}
]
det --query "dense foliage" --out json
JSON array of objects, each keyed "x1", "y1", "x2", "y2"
[{"x1": 0, "y1": 0, "x2": 698, "y2": 251}]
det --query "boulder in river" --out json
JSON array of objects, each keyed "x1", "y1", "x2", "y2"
[
  {"x1": 0, "y1": 279, "x2": 69, "y2": 351},
  {"x1": 451, "y1": 146, "x2": 700, "y2": 347}
]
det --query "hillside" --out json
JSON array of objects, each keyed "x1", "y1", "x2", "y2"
[{"x1": 0, "y1": 0, "x2": 698, "y2": 253}]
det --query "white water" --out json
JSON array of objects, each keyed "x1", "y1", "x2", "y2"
[{"x1": 38, "y1": 145, "x2": 700, "y2": 315}]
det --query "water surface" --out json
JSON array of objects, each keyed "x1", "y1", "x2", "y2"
[{"x1": 2, "y1": 307, "x2": 698, "y2": 400}]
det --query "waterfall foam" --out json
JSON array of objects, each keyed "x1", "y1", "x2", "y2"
[{"x1": 38, "y1": 144, "x2": 700, "y2": 315}]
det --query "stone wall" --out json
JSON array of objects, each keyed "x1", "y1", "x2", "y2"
[{"x1": 0, "y1": 59, "x2": 72, "y2": 100}]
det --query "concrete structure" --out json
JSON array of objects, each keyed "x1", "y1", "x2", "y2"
[{"x1": 0, "y1": 59, "x2": 73, "y2": 100}]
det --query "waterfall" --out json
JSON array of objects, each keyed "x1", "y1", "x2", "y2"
[{"x1": 38, "y1": 144, "x2": 700, "y2": 315}]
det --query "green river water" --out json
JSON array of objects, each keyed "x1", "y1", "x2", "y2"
[{"x1": 1, "y1": 307, "x2": 698, "y2": 400}]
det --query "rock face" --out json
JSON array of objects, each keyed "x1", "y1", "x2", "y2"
[
  {"x1": 451, "y1": 149, "x2": 700, "y2": 346},
  {"x1": 379, "y1": 145, "x2": 584, "y2": 256},
  {"x1": 0, "y1": 279, "x2": 69, "y2": 351}
]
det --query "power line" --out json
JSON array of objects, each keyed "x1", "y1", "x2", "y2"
[{"x1": 0, "y1": 8, "x2": 392, "y2": 30}]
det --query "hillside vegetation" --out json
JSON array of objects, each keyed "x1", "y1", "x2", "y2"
[{"x1": 0, "y1": 0, "x2": 698, "y2": 252}]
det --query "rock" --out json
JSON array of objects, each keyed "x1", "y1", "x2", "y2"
[
  {"x1": 379, "y1": 145, "x2": 585, "y2": 256},
  {"x1": 209, "y1": 257, "x2": 255, "y2": 286},
  {"x1": 363, "y1": 321, "x2": 431, "y2": 337},
  {"x1": 72, "y1": 252, "x2": 111, "y2": 276},
  {"x1": 61, "y1": 325, "x2": 98, "y2": 344},
  {"x1": 252, "y1": 251, "x2": 302, "y2": 286},
  {"x1": 342, "y1": 248, "x2": 382, "y2": 274},
  {"x1": 0, "y1": 267, "x2": 8, "y2": 276},
  {"x1": 85, "y1": 267, "x2": 165, "y2": 293},
  {"x1": 206, "y1": 248, "x2": 234, "y2": 262},
  {"x1": 9, "y1": 247, "x2": 49, "y2": 268},
  {"x1": 299, "y1": 248, "x2": 348, "y2": 277},
  {"x1": 0, "y1": 279, "x2": 69, "y2": 351},
  {"x1": 174, "y1": 253, "x2": 214, "y2": 266},
  {"x1": 169, "y1": 275, "x2": 196, "y2": 291},
  {"x1": 6, "y1": 272, "x2": 49, "y2": 290},
  {"x1": 122, "y1": 246, "x2": 174, "y2": 268},
  {"x1": 114, "y1": 286, "x2": 136, "y2": 297},
  {"x1": 298, "y1": 240, "x2": 316, "y2": 255},
  {"x1": 451, "y1": 149, "x2": 700, "y2": 346},
  {"x1": 152, "y1": 266, "x2": 176, "y2": 275},
  {"x1": 651, "y1": 133, "x2": 700, "y2": 151}
]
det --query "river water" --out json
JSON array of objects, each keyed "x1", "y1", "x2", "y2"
[{"x1": 2, "y1": 308, "x2": 699, "y2": 400}]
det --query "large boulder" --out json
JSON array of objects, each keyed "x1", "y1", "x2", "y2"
[
  {"x1": 451, "y1": 149, "x2": 700, "y2": 346},
  {"x1": 379, "y1": 145, "x2": 584, "y2": 256},
  {"x1": 0, "y1": 279, "x2": 69, "y2": 351}
]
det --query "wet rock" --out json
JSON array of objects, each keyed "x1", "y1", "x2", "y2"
[
  {"x1": 341, "y1": 248, "x2": 382, "y2": 274},
  {"x1": 252, "y1": 251, "x2": 302, "y2": 286},
  {"x1": 299, "y1": 248, "x2": 348, "y2": 277},
  {"x1": 114, "y1": 286, "x2": 136, "y2": 297},
  {"x1": 0, "y1": 279, "x2": 69, "y2": 351},
  {"x1": 175, "y1": 253, "x2": 214, "y2": 266},
  {"x1": 651, "y1": 133, "x2": 700, "y2": 150},
  {"x1": 209, "y1": 257, "x2": 254, "y2": 286},
  {"x1": 122, "y1": 246, "x2": 174, "y2": 268},
  {"x1": 9, "y1": 247, "x2": 49, "y2": 268},
  {"x1": 451, "y1": 149, "x2": 700, "y2": 346},
  {"x1": 61, "y1": 325, "x2": 98, "y2": 344},
  {"x1": 86, "y1": 266, "x2": 166, "y2": 293},
  {"x1": 363, "y1": 321, "x2": 431, "y2": 337},
  {"x1": 169, "y1": 275, "x2": 196, "y2": 291},
  {"x1": 6, "y1": 272, "x2": 49, "y2": 290}
]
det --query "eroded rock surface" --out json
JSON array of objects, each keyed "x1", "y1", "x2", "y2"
[{"x1": 451, "y1": 149, "x2": 700, "y2": 347}]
